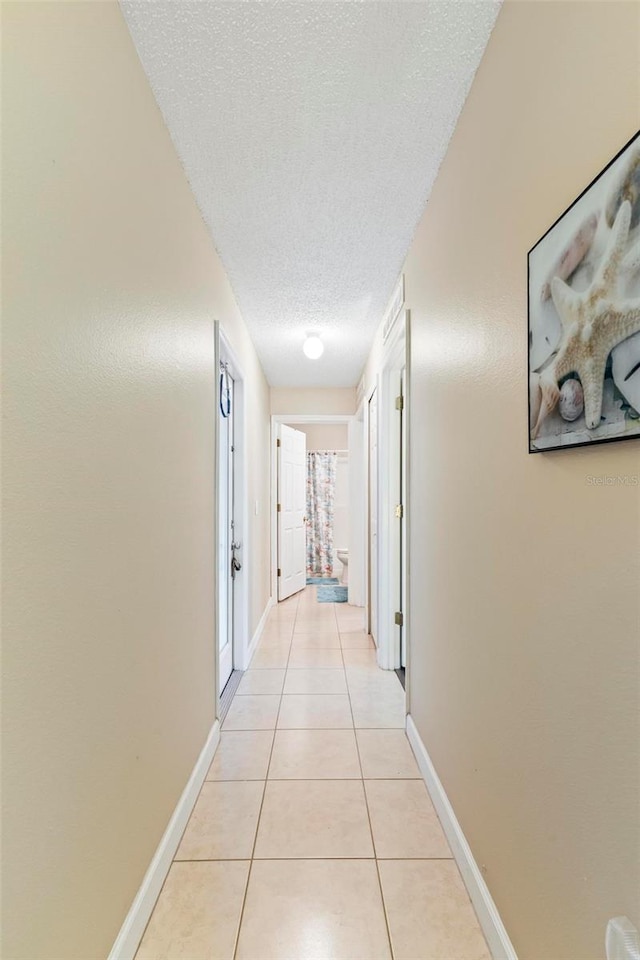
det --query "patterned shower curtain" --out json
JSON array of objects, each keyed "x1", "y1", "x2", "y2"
[{"x1": 306, "y1": 451, "x2": 337, "y2": 578}]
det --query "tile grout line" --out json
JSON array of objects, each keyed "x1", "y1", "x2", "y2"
[
  {"x1": 340, "y1": 601, "x2": 396, "y2": 960},
  {"x1": 231, "y1": 586, "x2": 302, "y2": 959},
  {"x1": 175, "y1": 856, "x2": 453, "y2": 862},
  {"x1": 208, "y1": 776, "x2": 422, "y2": 783},
  {"x1": 223, "y1": 726, "x2": 404, "y2": 733},
  {"x1": 238, "y1": 692, "x2": 344, "y2": 697}
]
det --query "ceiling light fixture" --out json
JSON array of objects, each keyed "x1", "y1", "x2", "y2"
[{"x1": 302, "y1": 335, "x2": 324, "y2": 360}]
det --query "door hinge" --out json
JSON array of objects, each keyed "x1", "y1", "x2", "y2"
[
  {"x1": 277, "y1": 568, "x2": 281, "y2": 577},
  {"x1": 395, "y1": 503, "x2": 404, "y2": 519},
  {"x1": 394, "y1": 611, "x2": 404, "y2": 627},
  {"x1": 395, "y1": 395, "x2": 404, "y2": 411},
  {"x1": 277, "y1": 503, "x2": 281, "y2": 512},
  {"x1": 276, "y1": 438, "x2": 281, "y2": 447}
]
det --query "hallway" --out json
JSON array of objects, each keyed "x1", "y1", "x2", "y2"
[
  {"x1": 5, "y1": 3, "x2": 640, "y2": 958},
  {"x1": 136, "y1": 588, "x2": 489, "y2": 960}
]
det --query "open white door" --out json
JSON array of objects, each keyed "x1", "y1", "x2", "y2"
[
  {"x1": 278, "y1": 424, "x2": 306, "y2": 601},
  {"x1": 368, "y1": 389, "x2": 378, "y2": 643}
]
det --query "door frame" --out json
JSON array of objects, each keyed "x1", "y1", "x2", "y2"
[
  {"x1": 217, "y1": 358, "x2": 235, "y2": 692},
  {"x1": 347, "y1": 411, "x2": 366, "y2": 609},
  {"x1": 215, "y1": 329, "x2": 250, "y2": 708},
  {"x1": 270, "y1": 414, "x2": 355, "y2": 604},
  {"x1": 364, "y1": 383, "x2": 378, "y2": 643},
  {"x1": 376, "y1": 310, "x2": 410, "y2": 674}
]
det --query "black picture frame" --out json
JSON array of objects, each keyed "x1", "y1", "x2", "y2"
[{"x1": 528, "y1": 130, "x2": 640, "y2": 453}]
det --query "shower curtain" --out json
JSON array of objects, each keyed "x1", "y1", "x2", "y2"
[{"x1": 306, "y1": 451, "x2": 337, "y2": 578}]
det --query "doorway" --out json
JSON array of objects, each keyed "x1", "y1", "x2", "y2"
[
  {"x1": 367, "y1": 388, "x2": 378, "y2": 644},
  {"x1": 271, "y1": 415, "x2": 355, "y2": 604},
  {"x1": 377, "y1": 309, "x2": 409, "y2": 673}
]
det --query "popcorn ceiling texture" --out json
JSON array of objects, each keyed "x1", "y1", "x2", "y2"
[{"x1": 122, "y1": 1, "x2": 500, "y2": 386}]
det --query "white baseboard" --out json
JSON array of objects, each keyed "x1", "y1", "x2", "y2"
[
  {"x1": 108, "y1": 719, "x2": 221, "y2": 960},
  {"x1": 240, "y1": 596, "x2": 275, "y2": 670},
  {"x1": 406, "y1": 715, "x2": 518, "y2": 960}
]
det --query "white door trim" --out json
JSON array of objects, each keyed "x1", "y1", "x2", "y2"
[
  {"x1": 270, "y1": 414, "x2": 354, "y2": 603},
  {"x1": 364, "y1": 382, "x2": 379, "y2": 640},
  {"x1": 216, "y1": 329, "x2": 250, "y2": 692},
  {"x1": 377, "y1": 310, "x2": 408, "y2": 672},
  {"x1": 217, "y1": 365, "x2": 235, "y2": 692},
  {"x1": 274, "y1": 415, "x2": 354, "y2": 425},
  {"x1": 347, "y1": 412, "x2": 365, "y2": 608},
  {"x1": 403, "y1": 312, "x2": 412, "y2": 712}
]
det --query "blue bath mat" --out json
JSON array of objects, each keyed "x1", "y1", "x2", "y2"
[
  {"x1": 306, "y1": 576, "x2": 339, "y2": 585},
  {"x1": 317, "y1": 585, "x2": 348, "y2": 603}
]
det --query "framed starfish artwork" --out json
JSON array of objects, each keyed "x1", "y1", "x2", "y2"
[{"x1": 528, "y1": 130, "x2": 640, "y2": 452}]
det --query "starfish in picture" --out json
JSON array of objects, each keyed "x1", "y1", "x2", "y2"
[{"x1": 532, "y1": 200, "x2": 640, "y2": 439}]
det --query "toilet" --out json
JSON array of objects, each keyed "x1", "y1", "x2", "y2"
[{"x1": 336, "y1": 549, "x2": 349, "y2": 585}]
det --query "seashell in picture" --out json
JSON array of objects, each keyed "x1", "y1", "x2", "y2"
[
  {"x1": 529, "y1": 297, "x2": 562, "y2": 372},
  {"x1": 558, "y1": 378, "x2": 584, "y2": 421},
  {"x1": 612, "y1": 330, "x2": 640, "y2": 417},
  {"x1": 529, "y1": 372, "x2": 542, "y2": 430},
  {"x1": 614, "y1": 232, "x2": 640, "y2": 416},
  {"x1": 606, "y1": 147, "x2": 640, "y2": 230}
]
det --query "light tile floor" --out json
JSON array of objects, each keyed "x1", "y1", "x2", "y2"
[{"x1": 136, "y1": 588, "x2": 490, "y2": 960}]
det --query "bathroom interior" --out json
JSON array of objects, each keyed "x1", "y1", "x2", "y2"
[{"x1": 284, "y1": 421, "x2": 349, "y2": 592}]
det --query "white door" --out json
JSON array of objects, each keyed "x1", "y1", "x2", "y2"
[
  {"x1": 218, "y1": 367, "x2": 235, "y2": 693},
  {"x1": 368, "y1": 389, "x2": 378, "y2": 643},
  {"x1": 399, "y1": 369, "x2": 406, "y2": 668},
  {"x1": 388, "y1": 364, "x2": 407, "y2": 669},
  {"x1": 388, "y1": 365, "x2": 403, "y2": 668},
  {"x1": 278, "y1": 424, "x2": 306, "y2": 601}
]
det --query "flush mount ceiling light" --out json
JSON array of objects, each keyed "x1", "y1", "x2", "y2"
[{"x1": 302, "y1": 336, "x2": 324, "y2": 360}]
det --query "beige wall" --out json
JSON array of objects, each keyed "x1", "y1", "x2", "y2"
[
  {"x1": 271, "y1": 386, "x2": 356, "y2": 415},
  {"x1": 1, "y1": 3, "x2": 270, "y2": 958},
  {"x1": 292, "y1": 423, "x2": 349, "y2": 450},
  {"x1": 397, "y1": 2, "x2": 640, "y2": 958}
]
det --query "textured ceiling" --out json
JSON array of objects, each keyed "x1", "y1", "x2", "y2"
[{"x1": 122, "y1": 1, "x2": 501, "y2": 386}]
